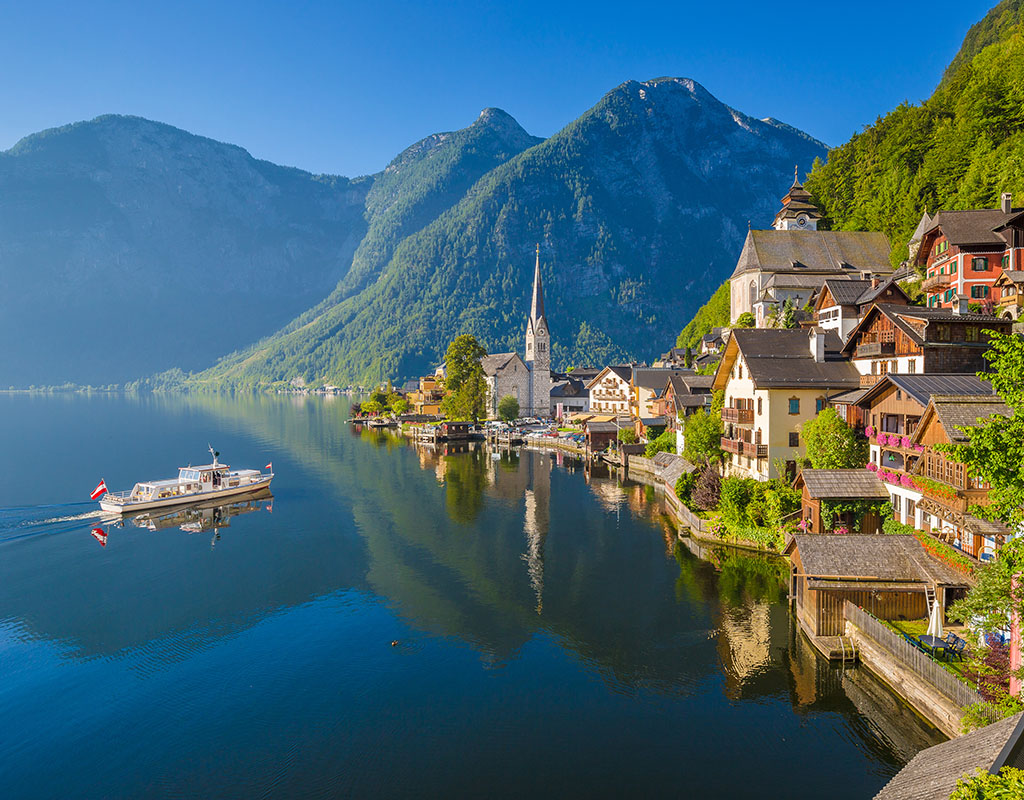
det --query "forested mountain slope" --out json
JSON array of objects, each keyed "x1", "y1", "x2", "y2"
[
  {"x1": 197, "y1": 78, "x2": 826, "y2": 388},
  {"x1": 806, "y1": 0, "x2": 1024, "y2": 265}
]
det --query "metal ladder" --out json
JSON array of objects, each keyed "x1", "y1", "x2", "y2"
[{"x1": 925, "y1": 584, "x2": 936, "y2": 616}]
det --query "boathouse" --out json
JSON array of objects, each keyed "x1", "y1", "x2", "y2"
[
  {"x1": 438, "y1": 420, "x2": 470, "y2": 440},
  {"x1": 786, "y1": 534, "x2": 969, "y2": 639}
]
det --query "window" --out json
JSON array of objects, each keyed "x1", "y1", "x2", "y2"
[
  {"x1": 908, "y1": 359, "x2": 917, "y2": 374},
  {"x1": 966, "y1": 326, "x2": 979, "y2": 342},
  {"x1": 738, "y1": 364, "x2": 743, "y2": 379},
  {"x1": 944, "y1": 289, "x2": 954, "y2": 302},
  {"x1": 972, "y1": 256, "x2": 988, "y2": 272},
  {"x1": 757, "y1": 397, "x2": 762, "y2": 415},
  {"x1": 971, "y1": 284, "x2": 990, "y2": 298},
  {"x1": 1003, "y1": 253, "x2": 1010, "y2": 269},
  {"x1": 935, "y1": 324, "x2": 951, "y2": 342},
  {"x1": 951, "y1": 260, "x2": 957, "y2": 274},
  {"x1": 815, "y1": 397, "x2": 825, "y2": 413},
  {"x1": 890, "y1": 360, "x2": 898, "y2": 373},
  {"x1": 906, "y1": 497, "x2": 916, "y2": 520},
  {"x1": 789, "y1": 432, "x2": 799, "y2": 447},
  {"x1": 788, "y1": 397, "x2": 800, "y2": 415},
  {"x1": 749, "y1": 280, "x2": 757, "y2": 308}
]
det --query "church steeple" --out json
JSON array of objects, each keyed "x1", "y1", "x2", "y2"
[
  {"x1": 772, "y1": 166, "x2": 822, "y2": 231},
  {"x1": 529, "y1": 243, "x2": 546, "y2": 329}
]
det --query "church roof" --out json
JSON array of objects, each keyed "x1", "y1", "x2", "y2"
[
  {"x1": 529, "y1": 244, "x2": 546, "y2": 331},
  {"x1": 731, "y1": 229, "x2": 893, "y2": 279},
  {"x1": 481, "y1": 352, "x2": 524, "y2": 376}
]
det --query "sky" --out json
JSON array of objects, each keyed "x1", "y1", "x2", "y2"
[{"x1": 0, "y1": 0, "x2": 999, "y2": 177}]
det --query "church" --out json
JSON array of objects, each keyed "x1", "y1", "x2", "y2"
[
  {"x1": 729, "y1": 171, "x2": 893, "y2": 326},
  {"x1": 481, "y1": 246, "x2": 552, "y2": 418}
]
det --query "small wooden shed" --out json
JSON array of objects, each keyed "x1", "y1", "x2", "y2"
[
  {"x1": 439, "y1": 420, "x2": 470, "y2": 439},
  {"x1": 794, "y1": 469, "x2": 890, "y2": 534},
  {"x1": 786, "y1": 534, "x2": 969, "y2": 638},
  {"x1": 584, "y1": 421, "x2": 618, "y2": 452}
]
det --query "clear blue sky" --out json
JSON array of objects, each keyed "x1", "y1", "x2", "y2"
[{"x1": 0, "y1": 0, "x2": 997, "y2": 177}]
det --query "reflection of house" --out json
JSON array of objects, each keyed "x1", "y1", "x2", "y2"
[
  {"x1": 814, "y1": 277, "x2": 909, "y2": 341},
  {"x1": 786, "y1": 535, "x2": 969, "y2": 640},
  {"x1": 795, "y1": 469, "x2": 888, "y2": 534},
  {"x1": 841, "y1": 303, "x2": 1011, "y2": 386},
  {"x1": 729, "y1": 174, "x2": 892, "y2": 325},
  {"x1": 587, "y1": 365, "x2": 632, "y2": 414},
  {"x1": 713, "y1": 328, "x2": 859, "y2": 481},
  {"x1": 876, "y1": 711, "x2": 1024, "y2": 800},
  {"x1": 914, "y1": 192, "x2": 1024, "y2": 310}
]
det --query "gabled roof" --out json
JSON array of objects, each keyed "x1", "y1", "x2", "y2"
[
  {"x1": 585, "y1": 364, "x2": 632, "y2": 390},
  {"x1": 785, "y1": 535, "x2": 968, "y2": 587},
  {"x1": 714, "y1": 328, "x2": 859, "y2": 391},
  {"x1": 794, "y1": 469, "x2": 890, "y2": 500},
  {"x1": 994, "y1": 270, "x2": 1024, "y2": 286},
  {"x1": 841, "y1": 304, "x2": 1009, "y2": 355},
  {"x1": 819, "y1": 278, "x2": 873, "y2": 307},
  {"x1": 731, "y1": 229, "x2": 892, "y2": 279},
  {"x1": 550, "y1": 377, "x2": 587, "y2": 398},
  {"x1": 856, "y1": 277, "x2": 910, "y2": 306},
  {"x1": 633, "y1": 367, "x2": 688, "y2": 391},
  {"x1": 481, "y1": 352, "x2": 525, "y2": 376},
  {"x1": 908, "y1": 210, "x2": 933, "y2": 244},
  {"x1": 875, "y1": 712, "x2": 1024, "y2": 800},
  {"x1": 922, "y1": 207, "x2": 1024, "y2": 249},
  {"x1": 856, "y1": 374, "x2": 993, "y2": 411},
  {"x1": 913, "y1": 394, "x2": 1011, "y2": 444}
]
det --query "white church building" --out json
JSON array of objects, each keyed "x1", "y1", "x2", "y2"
[{"x1": 482, "y1": 246, "x2": 552, "y2": 418}]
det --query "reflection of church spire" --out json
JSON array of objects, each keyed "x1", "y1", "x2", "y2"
[{"x1": 522, "y1": 453, "x2": 550, "y2": 615}]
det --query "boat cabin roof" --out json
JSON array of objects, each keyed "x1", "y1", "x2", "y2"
[
  {"x1": 137, "y1": 477, "x2": 191, "y2": 489},
  {"x1": 182, "y1": 463, "x2": 231, "y2": 472}
]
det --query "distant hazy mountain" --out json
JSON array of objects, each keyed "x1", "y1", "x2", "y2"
[
  {"x1": 1, "y1": 80, "x2": 826, "y2": 388},
  {"x1": 0, "y1": 115, "x2": 370, "y2": 386},
  {"x1": 197, "y1": 78, "x2": 826, "y2": 389}
]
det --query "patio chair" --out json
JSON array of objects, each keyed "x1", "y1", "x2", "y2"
[{"x1": 947, "y1": 637, "x2": 967, "y2": 662}]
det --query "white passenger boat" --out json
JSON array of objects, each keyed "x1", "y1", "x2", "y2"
[{"x1": 98, "y1": 447, "x2": 273, "y2": 513}]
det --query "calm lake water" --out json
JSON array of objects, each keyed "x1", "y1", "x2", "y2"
[{"x1": 0, "y1": 393, "x2": 943, "y2": 798}]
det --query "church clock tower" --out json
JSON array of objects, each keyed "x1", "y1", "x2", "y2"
[{"x1": 524, "y1": 244, "x2": 551, "y2": 417}]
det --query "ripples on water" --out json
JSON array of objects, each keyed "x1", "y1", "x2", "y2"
[{"x1": 0, "y1": 393, "x2": 943, "y2": 799}]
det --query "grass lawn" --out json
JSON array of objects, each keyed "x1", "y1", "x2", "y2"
[{"x1": 885, "y1": 618, "x2": 970, "y2": 679}]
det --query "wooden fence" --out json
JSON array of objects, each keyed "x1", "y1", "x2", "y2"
[{"x1": 843, "y1": 601, "x2": 983, "y2": 708}]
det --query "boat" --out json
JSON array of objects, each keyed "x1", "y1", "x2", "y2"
[
  {"x1": 123, "y1": 488, "x2": 273, "y2": 532},
  {"x1": 98, "y1": 446, "x2": 273, "y2": 513}
]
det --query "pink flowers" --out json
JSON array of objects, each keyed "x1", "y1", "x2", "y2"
[
  {"x1": 914, "y1": 444, "x2": 925, "y2": 452},
  {"x1": 878, "y1": 433, "x2": 891, "y2": 446},
  {"x1": 865, "y1": 426, "x2": 876, "y2": 437},
  {"x1": 900, "y1": 474, "x2": 914, "y2": 487},
  {"x1": 834, "y1": 526, "x2": 850, "y2": 535},
  {"x1": 866, "y1": 462, "x2": 878, "y2": 472},
  {"x1": 901, "y1": 436, "x2": 912, "y2": 448}
]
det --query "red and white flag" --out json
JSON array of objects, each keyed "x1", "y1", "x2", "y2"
[
  {"x1": 90, "y1": 479, "x2": 108, "y2": 500},
  {"x1": 265, "y1": 462, "x2": 273, "y2": 471},
  {"x1": 90, "y1": 527, "x2": 107, "y2": 547}
]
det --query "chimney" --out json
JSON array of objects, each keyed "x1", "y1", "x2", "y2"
[
  {"x1": 1002, "y1": 192, "x2": 1012, "y2": 214},
  {"x1": 809, "y1": 327, "x2": 825, "y2": 362},
  {"x1": 952, "y1": 294, "x2": 969, "y2": 316},
  {"x1": 871, "y1": 277, "x2": 880, "y2": 289}
]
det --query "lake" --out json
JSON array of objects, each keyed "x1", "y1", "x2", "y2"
[{"x1": 0, "y1": 393, "x2": 942, "y2": 798}]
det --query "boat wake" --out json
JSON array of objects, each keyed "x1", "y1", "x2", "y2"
[{"x1": 0, "y1": 502, "x2": 112, "y2": 543}]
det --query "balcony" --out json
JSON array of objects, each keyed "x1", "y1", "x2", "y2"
[
  {"x1": 855, "y1": 341, "x2": 896, "y2": 358},
  {"x1": 741, "y1": 441, "x2": 768, "y2": 458},
  {"x1": 922, "y1": 272, "x2": 952, "y2": 292},
  {"x1": 721, "y1": 437, "x2": 767, "y2": 458},
  {"x1": 721, "y1": 407, "x2": 754, "y2": 425},
  {"x1": 721, "y1": 436, "x2": 742, "y2": 454}
]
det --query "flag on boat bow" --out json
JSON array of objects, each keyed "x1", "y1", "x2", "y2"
[
  {"x1": 265, "y1": 462, "x2": 273, "y2": 472},
  {"x1": 90, "y1": 479, "x2": 108, "y2": 500}
]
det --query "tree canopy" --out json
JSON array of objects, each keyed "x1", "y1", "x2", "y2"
[
  {"x1": 801, "y1": 408, "x2": 868, "y2": 469},
  {"x1": 440, "y1": 334, "x2": 489, "y2": 422},
  {"x1": 497, "y1": 395, "x2": 519, "y2": 423}
]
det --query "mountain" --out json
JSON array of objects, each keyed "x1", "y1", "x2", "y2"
[
  {"x1": 195, "y1": 78, "x2": 827, "y2": 389},
  {"x1": 0, "y1": 115, "x2": 371, "y2": 386},
  {"x1": 805, "y1": 0, "x2": 1024, "y2": 265}
]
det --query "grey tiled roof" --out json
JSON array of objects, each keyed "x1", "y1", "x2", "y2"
[
  {"x1": 927, "y1": 208, "x2": 1023, "y2": 247},
  {"x1": 822, "y1": 278, "x2": 873, "y2": 305},
  {"x1": 732, "y1": 229, "x2": 892, "y2": 278},
  {"x1": 788, "y1": 535, "x2": 967, "y2": 587},
  {"x1": 729, "y1": 328, "x2": 860, "y2": 389},
  {"x1": 798, "y1": 469, "x2": 890, "y2": 499},
  {"x1": 633, "y1": 367, "x2": 687, "y2": 390},
  {"x1": 930, "y1": 395, "x2": 1011, "y2": 442},
  {"x1": 875, "y1": 713, "x2": 1024, "y2": 800},
  {"x1": 878, "y1": 374, "x2": 993, "y2": 409},
  {"x1": 480, "y1": 352, "x2": 520, "y2": 376}
]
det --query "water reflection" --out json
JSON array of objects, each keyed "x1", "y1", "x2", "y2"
[{"x1": 0, "y1": 393, "x2": 945, "y2": 799}]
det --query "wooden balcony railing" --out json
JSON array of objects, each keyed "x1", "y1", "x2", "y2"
[
  {"x1": 721, "y1": 407, "x2": 754, "y2": 424},
  {"x1": 721, "y1": 437, "x2": 766, "y2": 458},
  {"x1": 721, "y1": 437, "x2": 742, "y2": 454},
  {"x1": 855, "y1": 341, "x2": 896, "y2": 358},
  {"x1": 922, "y1": 272, "x2": 952, "y2": 292}
]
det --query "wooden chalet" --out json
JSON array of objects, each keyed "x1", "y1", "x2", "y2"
[
  {"x1": 993, "y1": 269, "x2": 1024, "y2": 320},
  {"x1": 794, "y1": 469, "x2": 889, "y2": 534},
  {"x1": 583, "y1": 420, "x2": 619, "y2": 452},
  {"x1": 814, "y1": 276, "x2": 910, "y2": 341},
  {"x1": 786, "y1": 535, "x2": 969, "y2": 643},
  {"x1": 841, "y1": 303, "x2": 1011, "y2": 386},
  {"x1": 438, "y1": 420, "x2": 471, "y2": 440}
]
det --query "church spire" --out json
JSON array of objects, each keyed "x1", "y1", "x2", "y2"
[{"x1": 530, "y1": 243, "x2": 546, "y2": 324}]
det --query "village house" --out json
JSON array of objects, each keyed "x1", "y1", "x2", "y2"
[
  {"x1": 840, "y1": 303, "x2": 1011, "y2": 386},
  {"x1": 586, "y1": 365, "x2": 632, "y2": 415},
  {"x1": 794, "y1": 469, "x2": 889, "y2": 534},
  {"x1": 813, "y1": 276, "x2": 910, "y2": 341},
  {"x1": 713, "y1": 327, "x2": 860, "y2": 481},
  {"x1": 915, "y1": 192, "x2": 1024, "y2": 310},
  {"x1": 866, "y1": 391, "x2": 1012, "y2": 561},
  {"x1": 993, "y1": 269, "x2": 1024, "y2": 320},
  {"x1": 407, "y1": 374, "x2": 444, "y2": 416},
  {"x1": 786, "y1": 535, "x2": 969, "y2": 642},
  {"x1": 651, "y1": 374, "x2": 713, "y2": 454},
  {"x1": 729, "y1": 173, "x2": 893, "y2": 325},
  {"x1": 549, "y1": 374, "x2": 590, "y2": 418},
  {"x1": 630, "y1": 367, "x2": 689, "y2": 420}
]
